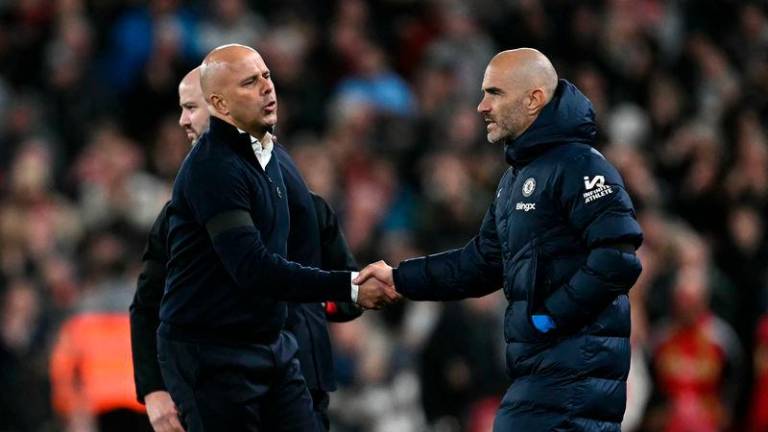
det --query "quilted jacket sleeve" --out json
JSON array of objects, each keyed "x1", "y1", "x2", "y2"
[
  {"x1": 393, "y1": 199, "x2": 504, "y2": 300},
  {"x1": 543, "y1": 149, "x2": 643, "y2": 329}
]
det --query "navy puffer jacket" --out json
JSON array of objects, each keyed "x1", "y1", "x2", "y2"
[{"x1": 394, "y1": 80, "x2": 643, "y2": 431}]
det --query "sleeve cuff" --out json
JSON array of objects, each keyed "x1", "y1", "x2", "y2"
[{"x1": 350, "y1": 271, "x2": 359, "y2": 304}]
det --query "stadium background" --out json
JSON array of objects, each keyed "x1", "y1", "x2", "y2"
[{"x1": 1, "y1": 0, "x2": 767, "y2": 431}]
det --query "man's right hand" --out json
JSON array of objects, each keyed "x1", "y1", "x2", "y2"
[
  {"x1": 145, "y1": 391, "x2": 185, "y2": 432},
  {"x1": 354, "y1": 261, "x2": 401, "y2": 309}
]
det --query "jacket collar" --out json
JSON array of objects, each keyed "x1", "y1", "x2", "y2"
[{"x1": 504, "y1": 79, "x2": 597, "y2": 167}]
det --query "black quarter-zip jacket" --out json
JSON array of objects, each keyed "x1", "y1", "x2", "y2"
[{"x1": 160, "y1": 116, "x2": 351, "y2": 344}]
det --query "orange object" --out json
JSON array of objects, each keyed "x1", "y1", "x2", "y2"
[{"x1": 50, "y1": 313, "x2": 145, "y2": 417}]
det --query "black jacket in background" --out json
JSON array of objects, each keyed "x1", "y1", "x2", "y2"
[
  {"x1": 279, "y1": 143, "x2": 359, "y2": 392},
  {"x1": 130, "y1": 202, "x2": 171, "y2": 401}
]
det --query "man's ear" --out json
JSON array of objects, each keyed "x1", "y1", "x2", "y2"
[
  {"x1": 208, "y1": 93, "x2": 229, "y2": 116},
  {"x1": 527, "y1": 88, "x2": 547, "y2": 115}
]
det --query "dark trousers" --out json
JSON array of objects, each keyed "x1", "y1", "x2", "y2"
[
  {"x1": 310, "y1": 390, "x2": 330, "y2": 431},
  {"x1": 158, "y1": 331, "x2": 319, "y2": 432}
]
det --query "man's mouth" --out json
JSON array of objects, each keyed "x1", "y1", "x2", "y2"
[{"x1": 264, "y1": 101, "x2": 277, "y2": 113}]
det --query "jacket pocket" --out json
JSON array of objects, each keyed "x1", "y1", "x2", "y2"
[
  {"x1": 509, "y1": 240, "x2": 548, "y2": 317},
  {"x1": 505, "y1": 300, "x2": 556, "y2": 343},
  {"x1": 504, "y1": 239, "x2": 536, "y2": 300}
]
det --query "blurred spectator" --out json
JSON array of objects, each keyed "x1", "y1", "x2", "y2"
[
  {"x1": 291, "y1": 141, "x2": 342, "y2": 205},
  {"x1": 749, "y1": 315, "x2": 768, "y2": 432},
  {"x1": 724, "y1": 110, "x2": 768, "y2": 206},
  {"x1": 49, "y1": 273, "x2": 149, "y2": 432},
  {"x1": 198, "y1": 0, "x2": 266, "y2": 53},
  {"x1": 105, "y1": 0, "x2": 200, "y2": 91},
  {"x1": 45, "y1": 12, "x2": 101, "y2": 162},
  {"x1": 417, "y1": 151, "x2": 488, "y2": 250},
  {"x1": 661, "y1": 123, "x2": 725, "y2": 235},
  {"x1": 687, "y1": 34, "x2": 741, "y2": 122},
  {"x1": 424, "y1": 3, "x2": 495, "y2": 102},
  {"x1": 328, "y1": 315, "x2": 425, "y2": 432},
  {"x1": 259, "y1": 21, "x2": 326, "y2": 134},
  {"x1": 0, "y1": 278, "x2": 52, "y2": 432},
  {"x1": 73, "y1": 122, "x2": 167, "y2": 232},
  {"x1": 148, "y1": 114, "x2": 191, "y2": 181},
  {"x1": 333, "y1": 41, "x2": 416, "y2": 116},
  {"x1": 647, "y1": 73, "x2": 687, "y2": 143},
  {"x1": 0, "y1": 0, "x2": 54, "y2": 87},
  {"x1": 419, "y1": 294, "x2": 506, "y2": 431},
  {"x1": 607, "y1": 145, "x2": 664, "y2": 210},
  {"x1": 0, "y1": 139, "x2": 82, "y2": 279},
  {"x1": 343, "y1": 157, "x2": 398, "y2": 255},
  {"x1": 649, "y1": 267, "x2": 742, "y2": 432},
  {"x1": 718, "y1": 205, "x2": 768, "y2": 347}
]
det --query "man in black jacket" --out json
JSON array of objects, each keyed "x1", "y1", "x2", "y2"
[
  {"x1": 355, "y1": 49, "x2": 643, "y2": 431},
  {"x1": 154, "y1": 45, "x2": 399, "y2": 431},
  {"x1": 130, "y1": 65, "x2": 366, "y2": 431},
  {"x1": 130, "y1": 66, "x2": 207, "y2": 432}
]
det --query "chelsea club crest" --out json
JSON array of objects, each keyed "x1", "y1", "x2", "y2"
[{"x1": 522, "y1": 177, "x2": 536, "y2": 197}]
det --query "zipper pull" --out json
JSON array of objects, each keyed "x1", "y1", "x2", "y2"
[{"x1": 265, "y1": 176, "x2": 283, "y2": 198}]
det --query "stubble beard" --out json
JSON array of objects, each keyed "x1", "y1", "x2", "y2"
[{"x1": 500, "y1": 103, "x2": 529, "y2": 142}]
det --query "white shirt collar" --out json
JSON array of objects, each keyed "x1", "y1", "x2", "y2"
[
  {"x1": 236, "y1": 128, "x2": 274, "y2": 150},
  {"x1": 237, "y1": 128, "x2": 274, "y2": 169}
]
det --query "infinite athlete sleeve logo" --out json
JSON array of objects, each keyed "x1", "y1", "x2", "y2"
[{"x1": 582, "y1": 175, "x2": 613, "y2": 203}]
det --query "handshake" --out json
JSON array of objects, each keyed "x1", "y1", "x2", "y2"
[{"x1": 353, "y1": 261, "x2": 403, "y2": 310}]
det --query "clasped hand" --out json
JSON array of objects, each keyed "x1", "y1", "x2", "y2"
[{"x1": 353, "y1": 260, "x2": 402, "y2": 309}]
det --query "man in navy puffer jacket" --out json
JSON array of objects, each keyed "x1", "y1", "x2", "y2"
[{"x1": 355, "y1": 48, "x2": 643, "y2": 431}]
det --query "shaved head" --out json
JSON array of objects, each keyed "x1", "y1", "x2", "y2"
[
  {"x1": 178, "y1": 66, "x2": 208, "y2": 144},
  {"x1": 489, "y1": 48, "x2": 558, "y2": 102},
  {"x1": 200, "y1": 44, "x2": 258, "y2": 98},
  {"x1": 200, "y1": 44, "x2": 278, "y2": 140},
  {"x1": 181, "y1": 66, "x2": 201, "y2": 89},
  {"x1": 477, "y1": 48, "x2": 559, "y2": 143}
]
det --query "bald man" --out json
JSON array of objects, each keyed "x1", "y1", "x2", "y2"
[
  {"x1": 157, "y1": 45, "x2": 397, "y2": 431},
  {"x1": 130, "y1": 65, "x2": 363, "y2": 432},
  {"x1": 356, "y1": 49, "x2": 643, "y2": 431},
  {"x1": 177, "y1": 68, "x2": 209, "y2": 144},
  {"x1": 130, "y1": 68, "x2": 208, "y2": 432}
]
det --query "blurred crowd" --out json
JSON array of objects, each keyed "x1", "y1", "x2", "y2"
[{"x1": 0, "y1": 0, "x2": 767, "y2": 431}]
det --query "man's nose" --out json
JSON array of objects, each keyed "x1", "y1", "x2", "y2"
[
  {"x1": 477, "y1": 99, "x2": 489, "y2": 113},
  {"x1": 262, "y1": 80, "x2": 274, "y2": 95}
]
